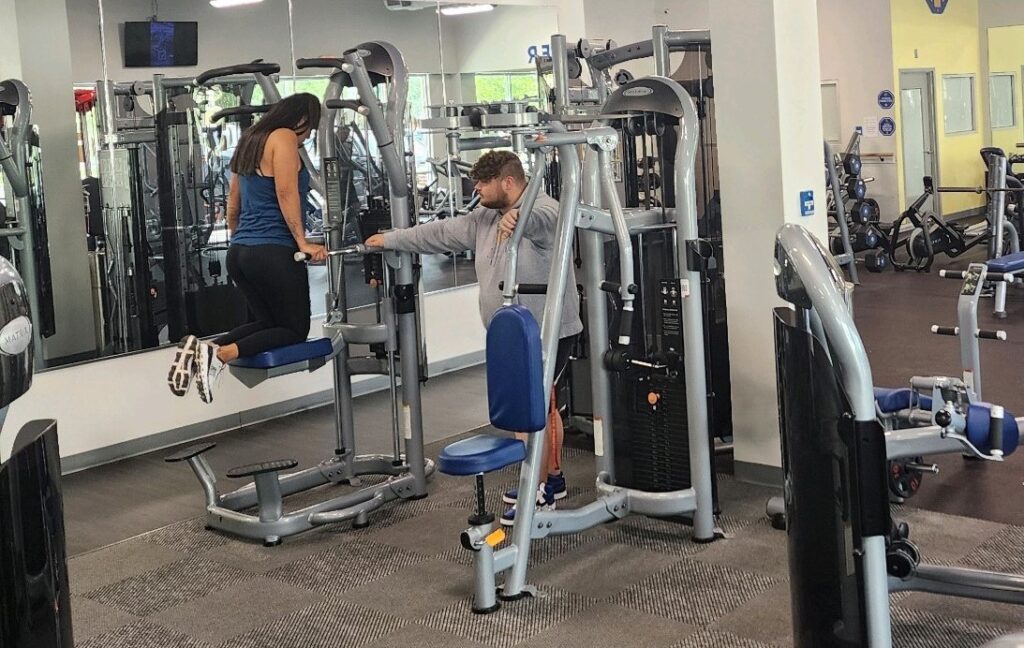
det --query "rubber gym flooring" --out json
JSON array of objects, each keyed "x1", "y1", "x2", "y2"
[{"x1": 64, "y1": 246, "x2": 1024, "y2": 647}]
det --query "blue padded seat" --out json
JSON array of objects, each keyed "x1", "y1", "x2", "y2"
[
  {"x1": 486, "y1": 305, "x2": 545, "y2": 432},
  {"x1": 874, "y1": 387, "x2": 932, "y2": 413},
  {"x1": 966, "y1": 403, "x2": 1020, "y2": 456},
  {"x1": 987, "y1": 251, "x2": 1024, "y2": 274},
  {"x1": 231, "y1": 337, "x2": 333, "y2": 369},
  {"x1": 438, "y1": 435, "x2": 526, "y2": 476}
]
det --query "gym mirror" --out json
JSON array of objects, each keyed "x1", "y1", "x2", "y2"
[
  {"x1": 432, "y1": 1, "x2": 562, "y2": 289},
  {"x1": 290, "y1": 0, "x2": 456, "y2": 300},
  {"x1": 64, "y1": 0, "x2": 302, "y2": 366}
]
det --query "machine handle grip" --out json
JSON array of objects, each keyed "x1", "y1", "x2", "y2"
[
  {"x1": 210, "y1": 105, "x2": 270, "y2": 123},
  {"x1": 938, "y1": 270, "x2": 966, "y2": 279},
  {"x1": 931, "y1": 326, "x2": 959, "y2": 336},
  {"x1": 325, "y1": 99, "x2": 364, "y2": 112},
  {"x1": 295, "y1": 57, "x2": 347, "y2": 71},
  {"x1": 990, "y1": 405, "x2": 1005, "y2": 457},
  {"x1": 517, "y1": 284, "x2": 548, "y2": 295},
  {"x1": 977, "y1": 329, "x2": 1008, "y2": 340},
  {"x1": 618, "y1": 308, "x2": 633, "y2": 346},
  {"x1": 294, "y1": 244, "x2": 379, "y2": 263},
  {"x1": 196, "y1": 61, "x2": 280, "y2": 86}
]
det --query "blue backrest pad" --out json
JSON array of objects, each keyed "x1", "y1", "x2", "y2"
[{"x1": 486, "y1": 305, "x2": 546, "y2": 432}]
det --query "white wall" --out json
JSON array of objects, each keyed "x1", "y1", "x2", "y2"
[
  {"x1": 445, "y1": 4, "x2": 559, "y2": 73},
  {"x1": 817, "y1": 0, "x2": 899, "y2": 219},
  {"x1": 0, "y1": 0, "x2": 22, "y2": 78},
  {"x1": 2, "y1": 284, "x2": 485, "y2": 464},
  {"x1": 713, "y1": 0, "x2": 827, "y2": 476}
]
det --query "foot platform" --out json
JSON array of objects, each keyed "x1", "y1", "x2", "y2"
[
  {"x1": 164, "y1": 442, "x2": 217, "y2": 463},
  {"x1": 227, "y1": 459, "x2": 299, "y2": 479}
]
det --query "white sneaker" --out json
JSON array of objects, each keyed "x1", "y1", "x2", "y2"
[
  {"x1": 194, "y1": 341, "x2": 226, "y2": 404},
  {"x1": 167, "y1": 335, "x2": 199, "y2": 397}
]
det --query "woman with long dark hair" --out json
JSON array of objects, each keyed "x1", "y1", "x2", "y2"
[{"x1": 167, "y1": 93, "x2": 327, "y2": 403}]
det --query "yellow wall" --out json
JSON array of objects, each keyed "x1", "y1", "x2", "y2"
[
  {"x1": 987, "y1": 25, "x2": 1024, "y2": 155},
  {"x1": 891, "y1": 0, "x2": 985, "y2": 215}
]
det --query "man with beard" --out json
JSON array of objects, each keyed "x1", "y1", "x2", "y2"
[{"x1": 365, "y1": 150, "x2": 582, "y2": 524}]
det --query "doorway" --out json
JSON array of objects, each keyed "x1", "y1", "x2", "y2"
[{"x1": 899, "y1": 70, "x2": 939, "y2": 213}]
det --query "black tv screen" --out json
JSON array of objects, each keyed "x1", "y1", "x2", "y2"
[{"x1": 123, "y1": 21, "x2": 198, "y2": 68}]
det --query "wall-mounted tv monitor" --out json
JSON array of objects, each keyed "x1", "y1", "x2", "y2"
[{"x1": 123, "y1": 21, "x2": 198, "y2": 68}]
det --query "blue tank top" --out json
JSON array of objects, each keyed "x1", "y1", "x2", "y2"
[{"x1": 231, "y1": 167, "x2": 311, "y2": 248}]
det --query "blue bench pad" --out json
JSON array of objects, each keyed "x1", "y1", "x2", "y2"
[
  {"x1": 988, "y1": 251, "x2": 1024, "y2": 274},
  {"x1": 438, "y1": 435, "x2": 526, "y2": 476},
  {"x1": 487, "y1": 305, "x2": 546, "y2": 432},
  {"x1": 874, "y1": 387, "x2": 932, "y2": 413},
  {"x1": 231, "y1": 337, "x2": 333, "y2": 369}
]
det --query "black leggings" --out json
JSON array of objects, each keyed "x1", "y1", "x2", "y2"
[{"x1": 215, "y1": 244, "x2": 311, "y2": 357}]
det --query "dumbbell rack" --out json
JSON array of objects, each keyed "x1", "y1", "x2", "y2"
[
  {"x1": 826, "y1": 132, "x2": 888, "y2": 280},
  {"x1": 825, "y1": 139, "x2": 859, "y2": 282}
]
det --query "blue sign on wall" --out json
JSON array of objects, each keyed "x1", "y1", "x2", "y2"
[
  {"x1": 527, "y1": 44, "x2": 551, "y2": 63},
  {"x1": 800, "y1": 190, "x2": 815, "y2": 217},
  {"x1": 879, "y1": 117, "x2": 897, "y2": 137},
  {"x1": 926, "y1": 0, "x2": 949, "y2": 14},
  {"x1": 878, "y1": 90, "x2": 895, "y2": 109}
]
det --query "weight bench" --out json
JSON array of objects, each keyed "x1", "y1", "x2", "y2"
[
  {"x1": 875, "y1": 384, "x2": 1020, "y2": 460},
  {"x1": 986, "y1": 251, "x2": 1024, "y2": 318},
  {"x1": 437, "y1": 304, "x2": 544, "y2": 613}
]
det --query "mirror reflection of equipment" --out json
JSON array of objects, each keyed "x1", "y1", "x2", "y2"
[{"x1": 0, "y1": 79, "x2": 56, "y2": 369}]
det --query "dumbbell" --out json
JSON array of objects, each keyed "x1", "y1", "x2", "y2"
[
  {"x1": 846, "y1": 177, "x2": 867, "y2": 201},
  {"x1": 829, "y1": 228, "x2": 880, "y2": 255},
  {"x1": 843, "y1": 154, "x2": 862, "y2": 176},
  {"x1": 865, "y1": 251, "x2": 889, "y2": 273},
  {"x1": 852, "y1": 200, "x2": 874, "y2": 224}
]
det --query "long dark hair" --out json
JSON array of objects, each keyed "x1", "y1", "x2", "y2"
[{"x1": 230, "y1": 93, "x2": 321, "y2": 175}]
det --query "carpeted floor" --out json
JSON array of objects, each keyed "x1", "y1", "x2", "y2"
[{"x1": 68, "y1": 431, "x2": 1024, "y2": 648}]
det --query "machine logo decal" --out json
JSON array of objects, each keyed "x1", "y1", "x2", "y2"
[
  {"x1": 622, "y1": 87, "x2": 654, "y2": 97},
  {"x1": 0, "y1": 316, "x2": 32, "y2": 356}
]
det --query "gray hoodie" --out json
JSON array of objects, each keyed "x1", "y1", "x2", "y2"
[{"x1": 382, "y1": 194, "x2": 583, "y2": 339}]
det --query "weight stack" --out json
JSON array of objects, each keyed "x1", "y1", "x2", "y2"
[{"x1": 614, "y1": 371, "x2": 691, "y2": 492}]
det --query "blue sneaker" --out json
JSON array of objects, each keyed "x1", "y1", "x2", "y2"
[
  {"x1": 501, "y1": 483, "x2": 556, "y2": 526},
  {"x1": 502, "y1": 472, "x2": 567, "y2": 505}
]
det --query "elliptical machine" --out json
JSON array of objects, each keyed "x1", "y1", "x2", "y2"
[{"x1": 888, "y1": 154, "x2": 1021, "y2": 272}]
